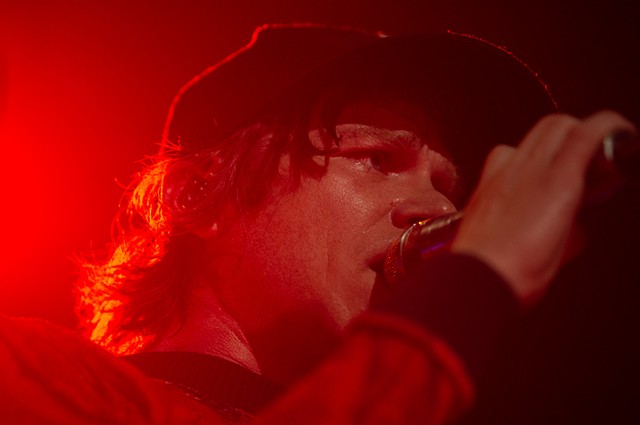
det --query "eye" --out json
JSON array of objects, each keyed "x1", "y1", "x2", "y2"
[
  {"x1": 367, "y1": 151, "x2": 387, "y2": 172},
  {"x1": 347, "y1": 149, "x2": 400, "y2": 174}
]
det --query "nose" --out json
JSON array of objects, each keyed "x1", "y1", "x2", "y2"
[
  {"x1": 390, "y1": 189, "x2": 457, "y2": 229},
  {"x1": 389, "y1": 159, "x2": 458, "y2": 229}
]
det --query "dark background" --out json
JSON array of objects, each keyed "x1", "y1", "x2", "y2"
[{"x1": 0, "y1": 1, "x2": 638, "y2": 424}]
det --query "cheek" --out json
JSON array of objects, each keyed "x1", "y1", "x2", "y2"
[
  {"x1": 319, "y1": 177, "x2": 385, "y2": 315},
  {"x1": 322, "y1": 171, "x2": 390, "y2": 231},
  {"x1": 317, "y1": 172, "x2": 391, "y2": 275}
]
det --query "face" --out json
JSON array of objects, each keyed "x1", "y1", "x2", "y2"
[{"x1": 206, "y1": 99, "x2": 463, "y2": 381}]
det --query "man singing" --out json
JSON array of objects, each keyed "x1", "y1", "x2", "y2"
[{"x1": 3, "y1": 23, "x2": 635, "y2": 424}]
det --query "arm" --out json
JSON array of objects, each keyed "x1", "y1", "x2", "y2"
[{"x1": 255, "y1": 254, "x2": 514, "y2": 425}]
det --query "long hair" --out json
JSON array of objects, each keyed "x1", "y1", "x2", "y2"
[
  {"x1": 75, "y1": 105, "x2": 334, "y2": 355},
  {"x1": 75, "y1": 88, "x2": 434, "y2": 355}
]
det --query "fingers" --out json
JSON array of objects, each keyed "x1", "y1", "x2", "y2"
[
  {"x1": 454, "y1": 110, "x2": 636, "y2": 305},
  {"x1": 553, "y1": 110, "x2": 636, "y2": 183},
  {"x1": 498, "y1": 110, "x2": 636, "y2": 203},
  {"x1": 517, "y1": 113, "x2": 580, "y2": 166},
  {"x1": 477, "y1": 144, "x2": 516, "y2": 184},
  {"x1": 519, "y1": 111, "x2": 635, "y2": 175}
]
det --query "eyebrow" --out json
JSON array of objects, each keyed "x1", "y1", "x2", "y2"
[{"x1": 335, "y1": 124, "x2": 424, "y2": 150}]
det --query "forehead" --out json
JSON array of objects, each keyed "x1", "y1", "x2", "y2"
[
  {"x1": 330, "y1": 97, "x2": 449, "y2": 154},
  {"x1": 335, "y1": 97, "x2": 433, "y2": 129}
]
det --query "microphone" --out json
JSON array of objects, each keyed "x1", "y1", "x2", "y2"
[{"x1": 384, "y1": 129, "x2": 640, "y2": 286}]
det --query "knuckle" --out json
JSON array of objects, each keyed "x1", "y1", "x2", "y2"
[
  {"x1": 485, "y1": 144, "x2": 514, "y2": 165},
  {"x1": 488, "y1": 144, "x2": 513, "y2": 157},
  {"x1": 565, "y1": 123, "x2": 591, "y2": 144},
  {"x1": 592, "y1": 109, "x2": 622, "y2": 121},
  {"x1": 536, "y1": 113, "x2": 578, "y2": 130},
  {"x1": 478, "y1": 144, "x2": 515, "y2": 183},
  {"x1": 590, "y1": 109, "x2": 635, "y2": 130}
]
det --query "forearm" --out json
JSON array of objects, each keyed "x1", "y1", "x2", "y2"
[
  {"x1": 254, "y1": 316, "x2": 473, "y2": 425},
  {"x1": 255, "y1": 253, "x2": 518, "y2": 425}
]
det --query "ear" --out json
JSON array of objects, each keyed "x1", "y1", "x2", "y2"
[
  {"x1": 189, "y1": 201, "x2": 239, "y2": 240},
  {"x1": 192, "y1": 221, "x2": 219, "y2": 240}
]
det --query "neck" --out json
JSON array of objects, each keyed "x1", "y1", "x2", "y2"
[
  {"x1": 147, "y1": 281, "x2": 342, "y2": 386},
  {"x1": 146, "y1": 289, "x2": 262, "y2": 376}
]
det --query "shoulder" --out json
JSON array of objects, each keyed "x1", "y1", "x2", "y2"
[{"x1": 0, "y1": 315, "x2": 226, "y2": 424}]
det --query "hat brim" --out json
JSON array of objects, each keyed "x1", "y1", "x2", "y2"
[{"x1": 165, "y1": 24, "x2": 557, "y2": 194}]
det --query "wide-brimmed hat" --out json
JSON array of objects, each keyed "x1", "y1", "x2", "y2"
[{"x1": 163, "y1": 23, "x2": 557, "y2": 189}]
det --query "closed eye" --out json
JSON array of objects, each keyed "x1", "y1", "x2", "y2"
[{"x1": 335, "y1": 148, "x2": 416, "y2": 174}]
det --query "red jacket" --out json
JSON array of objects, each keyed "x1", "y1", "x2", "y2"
[{"x1": 0, "y1": 254, "x2": 517, "y2": 424}]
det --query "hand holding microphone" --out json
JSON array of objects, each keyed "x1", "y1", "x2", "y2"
[{"x1": 385, "y1": 113, "x2": 638, "y2": 304}]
